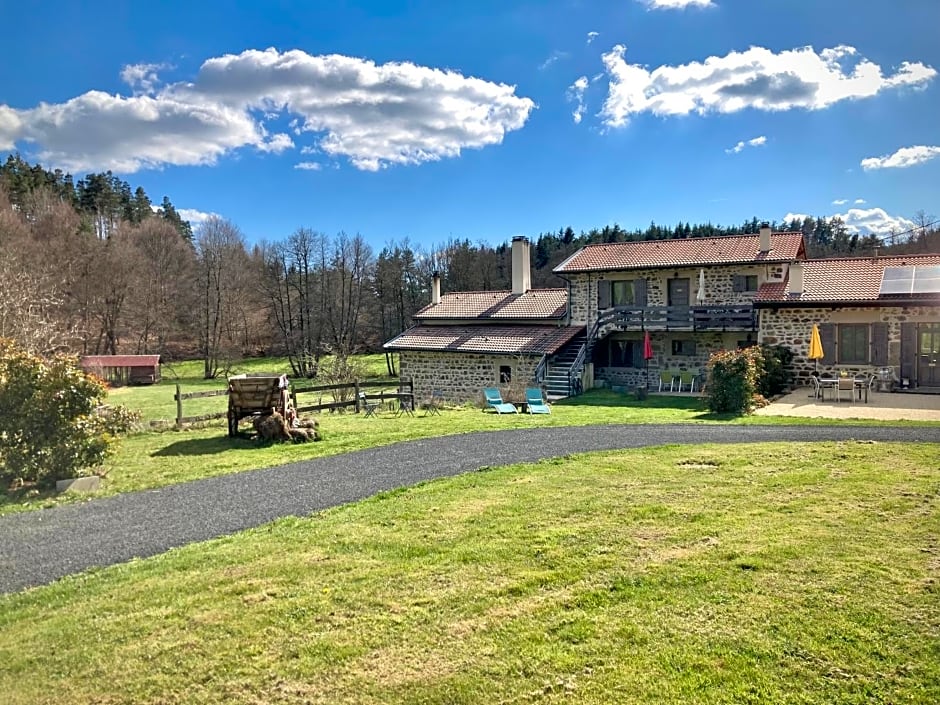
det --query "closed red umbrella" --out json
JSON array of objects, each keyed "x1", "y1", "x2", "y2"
[{"x1": 643, "y1": 331, "x2": 653, "y2": 388}]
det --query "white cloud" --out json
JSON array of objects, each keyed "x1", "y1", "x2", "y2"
[
  {"x1": 587, "y1": 31, "x2": 599, "y2": 45},
  {"x1": 539, "y1": 50, "x2": 570, "y2": 71},
  {"x1": 861, "y1": 145, "x2": 940, "y2": 170},
  {"x1": 644, "y1": 0, "x2": 714, "y2": 9},
  {"x1": 784, "y1": 207, "x2": 915, "y2": 236},
  {"x1": 177, "y1": 208, "x2": 219, "y2": 224},
  {"x1": 599, "y1": 44, "x2": 935, "y2": 128},
  {"x1": 120, "y1": 62, "x2": 170, "y2": 95},
  {"x1": 725, "y1": 135, "x2": 766, "y2": 154},
  {"x1": 567, "y1": 76, "x2": 589, "y2": 124},
  {"x1": 0, "y1": 47, "x2": 535, "y2": 173},
  {"x1": 832, "y1": 198, "x2": 848, "y2": 205},
  {"x1": 294, "y1": 161, "x2": 322, "y2": 170},
  {"x1": 854, "y1": 198, "x2": 866, "y2": 204}
]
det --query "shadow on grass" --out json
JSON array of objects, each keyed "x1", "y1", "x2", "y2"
[{"x1": 152, "y1": 434, "x2": 256, "y2": 457}]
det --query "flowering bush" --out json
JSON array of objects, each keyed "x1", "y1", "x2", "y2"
[
  {"x1": 704, "y1": 346, "x2": 765, "y2": 414},
  {"x1": 0, "y1": 338, "x2": 135, "y2": 487}
]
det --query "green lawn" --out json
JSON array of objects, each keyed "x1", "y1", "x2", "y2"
[
  {"x1": 3, "y1": 387, "x2": 937, "y2": 516},
  {"x1": 1, "y1": 442, "x2": 937, "y2": 704}
]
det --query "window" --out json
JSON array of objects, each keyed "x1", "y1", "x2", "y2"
[
  {"x1": 592, "y1": 339, "x2": 639, "y2": 368},
  {"x1": 611, "y1": 280, "x2": 634, "y2": 307},
  {"x1": 732, "y1": 274, "x2": 759, "y2": 292},
  {"x1": 671, "y1": 339, "x2": 697, "y2": 356},
  {"x1": 499, "y1": 365, "x2": 512, "y2": 384},
  {"x1": 838, "y1": 324, "x2": 869, "y2": 364}
]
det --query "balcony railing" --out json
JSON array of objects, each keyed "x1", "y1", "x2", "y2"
[{"x1": 597, "y1": 305, "x2": 756, "y2": 331}]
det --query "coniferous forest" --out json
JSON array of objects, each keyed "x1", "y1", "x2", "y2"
[{"x1": 1, "y1": 154, "x2": 937, "y2": 377}]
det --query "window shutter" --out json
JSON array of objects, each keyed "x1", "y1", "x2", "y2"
[
  {"x1": 900, "y1": 322, "x2": 916, "y2": 381},
  {"x1": 634, "y1": 278, "x2": 647, "y2": 307},
  {"x1": 871, "y1": 323, "x2": 888, "y2": 366},
  {"x1": 732, "y1": 275, "x2": 745, "y2": 293},
  {"x1": 820, "y1": 323, "x2": 836, "y2": 366},
  {"x1": 598, "y1": 280, "x2": 611, "y2": 309}
]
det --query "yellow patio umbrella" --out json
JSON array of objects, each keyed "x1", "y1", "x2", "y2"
[{"x1": 808, "y1": 323, "x2": 824, "y2": 371}]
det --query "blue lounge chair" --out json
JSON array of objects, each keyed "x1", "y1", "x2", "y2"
[
  {"x1": 525, "y1": 388, "x2": 551, "y2": 414},
  {"x1": 483, "y1": 387, "x2": 518, "y2": 414}
]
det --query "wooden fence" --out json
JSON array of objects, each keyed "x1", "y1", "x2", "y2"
[{"x1": 173, "y1": 378, "x2": 415, "y2": 427}]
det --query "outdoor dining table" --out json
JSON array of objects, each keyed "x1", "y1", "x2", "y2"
[{"x1": 817, "y1": 376, "x2": 869, "y2": 403}]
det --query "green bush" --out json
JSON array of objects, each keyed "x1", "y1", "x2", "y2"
[
  {"x1": 704, "y1": 347, "x2": 765, "y2": 415},
  {"x1": 0, "y1": 338, "x2": 134, "y2": 487},
  {"x1": 757, "y1": 344, "x2": 794, "y2": 398}
]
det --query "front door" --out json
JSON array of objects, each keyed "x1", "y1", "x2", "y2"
[
  {"x1": 667, "y1": 278, "x2": 690, "y2": 326},
  {"x1": 918, "y1": 324, "x2": 940, "y2": 387}
]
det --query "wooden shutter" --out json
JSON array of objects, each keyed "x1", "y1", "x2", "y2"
[
  {"x1": 900, "y1": 322, "x2": 916, "y2": 382},
  {"x1": 598, "y1": 280, "x2": 611, "y2": 309},
  {"x1": 820, "y1": 323, "x2": 836, "y2": 365},
  {"x1": 871, "y1": 323, "x2": 888, "y2": 366},
  {"x1": 732, "y1": 275, "x2": 746, "y2": 293},
  {"x1": 634, "y1": 278, "x2": 647, "y2": 307}
]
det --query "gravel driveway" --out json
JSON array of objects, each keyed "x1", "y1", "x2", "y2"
[{"x1": 1, "y1": 424, "x2": 937, "y2": 594}]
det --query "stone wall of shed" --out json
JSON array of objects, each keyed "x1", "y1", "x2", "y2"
[
  {"x1": 399, "y1": 351, "x2": 541, "y2": 405},
  {"x1": 759, "y1": 305, "x2": 940, "y2": 386}
]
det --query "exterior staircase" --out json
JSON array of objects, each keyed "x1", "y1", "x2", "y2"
[{"x1": 544, "y1": 332, "x2": 587, "y2": 400}]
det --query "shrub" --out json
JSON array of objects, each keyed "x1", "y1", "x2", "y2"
[
  {"x1": 0, "y1": 338, "x2": 133, "y2": 487},
  {"x1": 757, "y1": 344, "x2": 794, "y2": 398},
  {"x1": 705, "y1": 346, "x2": 765, "y2": 415}
]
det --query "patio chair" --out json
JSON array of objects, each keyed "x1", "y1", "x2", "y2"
[
  {"x1": 678, "y1": 370, "x2": 697, "y2": 392},
  {"x1": 422, "y1": 389, "x2": 444, "y2": 416},
  {"x1": 358, "y1": 391, "x2": 382, "y2": 417},
  {"x1": 836, "y1": 377, "x2": 855, "y2": 403},
  {"x1": 483, "y1": 387, "x2": 518, "y2": 414},
  {"x1": 525, "y1": 388, "x2": 551, "y2": 414},
  {"x1": 810, "y1": 375, "x2": 824, "y2": 400},
  {"x1": 658, "y1": 370, "x2": 678, "y2": 392}
]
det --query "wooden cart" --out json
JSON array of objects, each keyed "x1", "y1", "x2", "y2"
[{"x1": 227, "y1": 374, "x2": 295, "y2": 437}]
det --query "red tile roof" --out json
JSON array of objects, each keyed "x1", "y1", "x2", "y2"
[
  {"x1": 554, "y1": 233, "x2": 805, "y2": 273},
  {"x1": 80, "y1": 355, "x2": 160, "y2": 368},
  {"x1": 384, "y1": 325, "x2": 584, "y2": 355},
  {"x1": 755, "y1": 254, "x2": 940, "y2": 304},
  {"x1": 415, "y1": 289, "x2": 567, "y2": 320}
]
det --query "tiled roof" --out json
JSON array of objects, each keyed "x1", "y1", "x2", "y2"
[
  {"x1": 80, "y1": 355, "x2": 160, "y2": 367},
  {"x1": 415, "y1": 289, "x2": 567, "y2": 320},
  {"x1": 755, "y1": 254, "x2": 940, "y2": 304},
  {"x1": 554, "y1": 233, "x2": 805, "y2": 273},
  {"x1": 384, "y1": 325, "x2": 584, "y2": 355}
]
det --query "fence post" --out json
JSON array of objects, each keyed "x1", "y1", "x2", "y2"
[
  {"x1": 354, "y1": 380, "x2": 360, "y2": 413},
  {"x1": 175, "y1": 384, "x2": 183, "y2": 428}
]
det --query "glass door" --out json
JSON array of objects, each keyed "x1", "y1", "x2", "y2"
[{"x1": 918, "y1": 324, "x2": 940, "y2": 387}]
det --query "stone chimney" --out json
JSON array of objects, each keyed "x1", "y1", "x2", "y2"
[
  {"x1": 511, "y1": 236, "x2": 531, "y2": 295},
  {"x1": 431, "y1": 271, "x2": 441, "y2": 305},
  {"x1": 788, "y1": 262, "x2": 804, "y2": 296},
  {"x1": 759, "y1": 222, "x2": 772, "y2": 252}
]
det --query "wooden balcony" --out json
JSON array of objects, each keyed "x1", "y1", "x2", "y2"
[{"x1": 597, "y1": 305, "x2": 756, "y2": 332}]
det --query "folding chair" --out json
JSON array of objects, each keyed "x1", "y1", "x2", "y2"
[
  {"x1": 422, "y1": 389, "x2": 444, "y2": 416},
  {"x1": 358, "y1": 391, "x2": 381, "y2": 417}
]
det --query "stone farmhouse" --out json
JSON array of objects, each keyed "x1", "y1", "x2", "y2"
[{"x1": 385, "y1": 226, "x2": 940, "y2": 402}]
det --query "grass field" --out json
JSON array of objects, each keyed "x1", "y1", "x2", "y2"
[{"x1": 1, "y1": 442, "x2": 937, "y2": 704}]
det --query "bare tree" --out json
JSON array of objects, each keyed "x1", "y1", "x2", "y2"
[
  {"x1": 322, "y1": 232, "x2": 373, "y2": 358},
  {"x1": 195, "y1": 217, "x2": 249, "y2": 378}
]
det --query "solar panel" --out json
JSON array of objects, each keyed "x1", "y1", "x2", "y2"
[
  {"x1": 912, "y1": 265, "x2": 940, "y2": 295},
  {"x1": 879, "y1": 267, "x2": 914, "y2": 295}
]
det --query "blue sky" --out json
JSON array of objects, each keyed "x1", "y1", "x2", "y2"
[{"x1": 2, "y1": 0, "x2": 938, "y2": 248}]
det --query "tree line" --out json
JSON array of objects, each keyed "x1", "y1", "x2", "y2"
[{"x1": 1, "y1": 156, "x2": 936, "y2": 378}]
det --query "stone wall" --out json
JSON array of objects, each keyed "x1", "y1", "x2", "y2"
[
  {"x1": 568, "y1": 263, "x2": 785, "y2": 327},
  {"x1": 759, "y1": 305, "x2": 940, "y2": 386},
  {"x1": 594, "y1": 331, "x2": 741, "y2": 389},
  {"x1": 399, "y1": 351, "x2": 541, "y2": 404}
]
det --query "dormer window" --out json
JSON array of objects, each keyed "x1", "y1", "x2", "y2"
[{"x1": 732, "y1": 274, "x2": 759, "y2": 293}]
